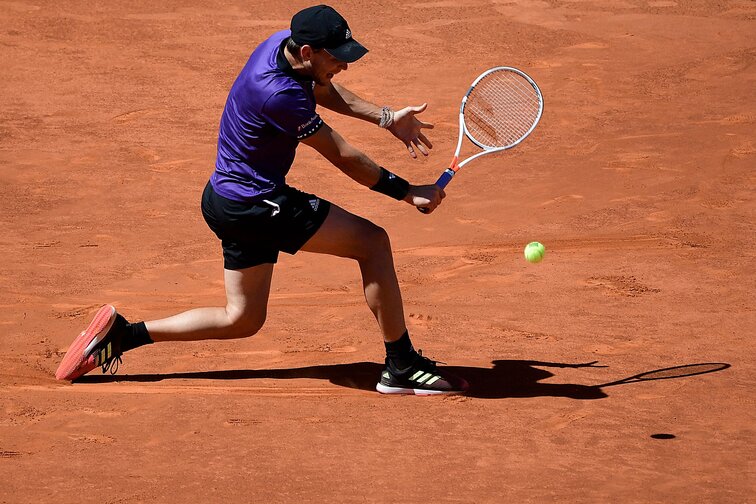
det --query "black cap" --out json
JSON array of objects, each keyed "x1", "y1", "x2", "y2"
[{"x1": 290, "y1": 5, "x2": 368, "y2": 63}]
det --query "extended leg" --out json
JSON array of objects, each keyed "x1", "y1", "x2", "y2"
[{"x1": 146, "y1": 264, "x2": 274, "y2": 342}]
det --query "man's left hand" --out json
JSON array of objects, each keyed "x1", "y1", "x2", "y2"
[{"x1": 388, "y1": 103, "x2": 434, "y2": 159}]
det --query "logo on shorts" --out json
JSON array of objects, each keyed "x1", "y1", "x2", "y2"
[
  {"x1": 345, "y1": 28, "x2": 351, "y2": 39},
  {"x1": 309, "y1": 198, "x2": 320, "y2": 212}
]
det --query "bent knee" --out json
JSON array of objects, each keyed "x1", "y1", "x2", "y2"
[
  {"x1": 225, "y1": 309, "x2": 266, "y2": 339},
  {"x1": 354, "y1": 223, "x2": 392, "y2": 260}
]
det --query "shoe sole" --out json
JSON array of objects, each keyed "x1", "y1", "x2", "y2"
[
  {"x1": 55, "y1": 305, "x2": 117, "y2": 381},
  {"x1": 375, "y1": 382, "x2": 468, "y2": 396}
]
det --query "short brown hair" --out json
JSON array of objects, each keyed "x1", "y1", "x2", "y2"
[{"x1": 285, "y1": 36, "x2": 322, "y2": 62}]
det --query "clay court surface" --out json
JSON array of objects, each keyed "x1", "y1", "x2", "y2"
[{"x1": 1, "y1": 0, "x2": 754, "y2": 502}]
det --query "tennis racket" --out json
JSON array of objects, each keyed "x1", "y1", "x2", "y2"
[{"x1": 419, "y1": 66, "x2": 543, "y2": 213}]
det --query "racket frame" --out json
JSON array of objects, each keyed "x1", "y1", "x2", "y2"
[{"x1": 436, "y1": 66, "x2": 544, "y2": 188}]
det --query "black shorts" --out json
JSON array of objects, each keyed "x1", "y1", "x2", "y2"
[{"x1": 201, "y1": 181, "x2": 331, "y2": 269}]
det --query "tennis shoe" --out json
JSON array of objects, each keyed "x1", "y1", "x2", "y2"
[
  {"x1": 55, "y1": 304, "x2": 128, "y2": 381},
  {"x1": 376, "y1": 351, "x2": 468, "y2": 395}
]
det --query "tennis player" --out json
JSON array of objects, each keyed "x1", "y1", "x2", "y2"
[{"x1": 56, "y1": 5, "x2": 468, "y2": 395}]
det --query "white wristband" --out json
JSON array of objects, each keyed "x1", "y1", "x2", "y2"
[{"x1": 379, "y1": 106, "x2": 394, "y2": 129}]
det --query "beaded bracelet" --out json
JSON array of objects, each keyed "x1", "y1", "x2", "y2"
[{"x1": 378, "y1": 106, "x2": 395, "y2": 129}]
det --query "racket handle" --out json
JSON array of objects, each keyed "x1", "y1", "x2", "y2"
[
  {"x1": 417, "y1": 169, "x2": 456, "y2": 214},
  {"x1": 435, "y1": 169, "x2": 455, "y2": 189}
]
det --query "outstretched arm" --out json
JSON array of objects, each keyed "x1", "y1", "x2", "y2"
[
  {"x1": 314, "y1": 82, "x2": 434, "y2": 159},
  {"x1": 300, "y1": 123, "x2": 445, "y2": 213}
]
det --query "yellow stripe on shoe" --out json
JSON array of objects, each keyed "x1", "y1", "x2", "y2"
[
  {"x1": 425, "y1": 375, "x2": 441, "y2": 385},
  {"x1": 415, "y1": 372, "x2": 433, "y2": 384},
  {"x1": 94, "y1": 343, "x2": 112, "y2": 366}
]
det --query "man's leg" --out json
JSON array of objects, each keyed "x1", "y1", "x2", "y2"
[
  {"x1": 55, "y1": 264, "x2": 274, "y2": 380},
  {"x1": 300, "y1": 204, "x2": 467, "y2": 395},
  {"x1": 146, "y1": 263, "x2": 274, "y2": 341},
  {"x1": 299, "y1": 204, "x2": 406, "y2": 343}
]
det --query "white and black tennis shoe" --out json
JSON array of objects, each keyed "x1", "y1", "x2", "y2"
[{"x1": 376, "y1": 351, "x2": 468, "y2": 395}]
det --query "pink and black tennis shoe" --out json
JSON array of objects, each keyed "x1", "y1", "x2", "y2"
[{"x1": 55, "y1": 304, "x2": 128, "y2": 381}]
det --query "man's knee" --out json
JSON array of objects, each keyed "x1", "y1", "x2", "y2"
[
  {"x1": 226, "y1": 308, "x2": 266, "y2": 339},
  {"x1": 357, "y1": 223, "x2": 391, "y2": 259}
]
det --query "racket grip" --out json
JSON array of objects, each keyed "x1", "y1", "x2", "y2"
[
  {"x1": 435, "y1": 169, "x2": 455, "y2": 189},
  {"x1": 417, "y1": 169, "x2": 456, "y2": 213}
]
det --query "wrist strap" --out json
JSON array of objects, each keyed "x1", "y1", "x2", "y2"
[
  {"x1": 371, "y1": 167, "x2": 409, "y2": 201},
  {"x1": 379, "y1": 106, "x2": 394, "y2": 129}
]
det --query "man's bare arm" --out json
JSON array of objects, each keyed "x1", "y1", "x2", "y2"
[
  {"x1": 314, "y1": 83, "x2": 435, "y2": 159},
  {"x1": 300, "y1": 124, "x2": 445, "y2": 213}
]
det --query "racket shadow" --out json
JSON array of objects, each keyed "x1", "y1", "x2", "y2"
[
  {"x1": 75, "y1": 360, "x2": 731, "y2": 399},
  {"x1": 596, "y1": 362, "x2": 731, "y2": 388}
]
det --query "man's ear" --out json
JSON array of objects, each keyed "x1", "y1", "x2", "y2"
[{"x1": 300, "y1": 45, "x2": 314, "y2": 61}]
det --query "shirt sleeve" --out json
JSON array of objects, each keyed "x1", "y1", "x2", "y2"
[{"x1": 262, "y1": 87, "x2": 324, "y2": 140}]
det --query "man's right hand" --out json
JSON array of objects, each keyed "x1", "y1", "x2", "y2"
[{"x1": 404, "y1": 184, "x2": 446, "y2": 214}]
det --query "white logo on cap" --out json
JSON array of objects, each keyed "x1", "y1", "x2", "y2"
[{"x1": 345, "y1": 28, "x2": 351, "y2": 39}]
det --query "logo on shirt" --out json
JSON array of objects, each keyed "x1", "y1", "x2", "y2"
[
  {"x1": 309, "y1": 198, "x2": 320, "y2": 212},
  {"x1": 345, "y1": 28, "x2": 351, "y2": 39},
  {"x1": 296, "y1": 114, "x2": 323, "y2": 140},
  {"x1": 298, "y1": 115, "x2": 319, "y2": 132}
]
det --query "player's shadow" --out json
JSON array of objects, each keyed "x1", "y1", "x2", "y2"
[{"x1": 77, "y1": 359, "x2": 613, "y2": 399}]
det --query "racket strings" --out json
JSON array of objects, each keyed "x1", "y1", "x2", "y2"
[
  {"x1": 469, "y1": 84, "x2": 539, "y2": 144},
  {"x1": 465, "y1": 71, "x2": 542, "y2": 148}
]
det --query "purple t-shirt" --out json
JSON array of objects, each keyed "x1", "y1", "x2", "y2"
[{"x1": 210, "y1": 30, "x2": 324, "y2": 201}]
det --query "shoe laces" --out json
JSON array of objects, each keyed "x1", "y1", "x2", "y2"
[
  {"x1": 101, "y1": 355, "x2": 122, "y2": 375},
  {"x1": 416, "y1": 349, "x2": 446, "y2": 367}
]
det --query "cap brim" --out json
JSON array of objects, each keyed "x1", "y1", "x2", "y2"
[{"x1": 325, "y1": 39, "x2": 368, "y2": 63}]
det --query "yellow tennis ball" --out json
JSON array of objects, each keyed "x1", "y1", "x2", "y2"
[{"x1": 524, "y1": 241, "x2": 545, "y2": 263}]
